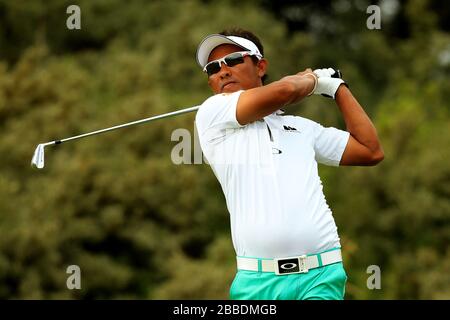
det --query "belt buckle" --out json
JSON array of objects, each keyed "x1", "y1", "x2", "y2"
[{"x1": 274, "y1": 255, "x2": 308, "y2": 275}]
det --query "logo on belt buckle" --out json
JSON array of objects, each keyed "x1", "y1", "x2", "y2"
[{"x1": 274, "y1": 255, "x2": 308, "y2": 275}]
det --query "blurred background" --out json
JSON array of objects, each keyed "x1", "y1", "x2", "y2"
[{"x1": 0, "y1": 0, "x2": 449, "y2": 299}]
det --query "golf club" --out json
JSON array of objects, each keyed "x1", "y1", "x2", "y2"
[
  {"x1": 31, "y1": 69, "x2": 342, "y2": 169},
  {"x1": 31, "y1": 105, "x2": 200, "y2": 169}
]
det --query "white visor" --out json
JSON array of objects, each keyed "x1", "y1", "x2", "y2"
[{"x1": 196, "y1": 34, "x2": 262, "y2": 68}]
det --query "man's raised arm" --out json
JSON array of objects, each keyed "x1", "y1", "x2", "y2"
[{"x1": 236, "y1": 70, "x2": 317, "y2": 125}]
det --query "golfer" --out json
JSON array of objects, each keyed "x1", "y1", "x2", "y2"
[{"x1": 195, "y1": 28, "x2": 384, "y2": 300}]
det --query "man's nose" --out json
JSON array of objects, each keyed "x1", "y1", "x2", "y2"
[{"x1": 218, "y1": 63, "x2": 232, "y2": 78}]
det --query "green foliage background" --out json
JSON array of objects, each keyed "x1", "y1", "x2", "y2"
[{"x1": 0, "y1": 0, "x2": 448, "y2": 299}]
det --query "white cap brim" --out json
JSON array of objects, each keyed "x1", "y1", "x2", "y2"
[{"x1": 196, "y1": 34, "x2": 262, "y2": 68}]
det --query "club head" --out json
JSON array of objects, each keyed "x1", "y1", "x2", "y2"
[{"x1": 31, "y1": 144, "x2": 45, "y2": 169}]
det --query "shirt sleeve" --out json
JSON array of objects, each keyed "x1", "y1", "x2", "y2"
[
  {"x1": 313, "y1": 122, "x2": 350, "y2": 167},
  {"x1": 195, "y1": 90, "x2": 245, "y2": 144}
]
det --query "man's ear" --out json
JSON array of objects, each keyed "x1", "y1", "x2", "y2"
[{"x1": 257, "y1": 58, "x2": 268, "y2": 79}]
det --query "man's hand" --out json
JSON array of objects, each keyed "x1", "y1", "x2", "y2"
[{"x1": 313, "y1": 68, "x2": 346, "y2": 99}]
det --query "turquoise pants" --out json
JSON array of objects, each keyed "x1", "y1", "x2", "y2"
[{"x1": 230, "y1": 261, "x2": 347, "y2": 300}]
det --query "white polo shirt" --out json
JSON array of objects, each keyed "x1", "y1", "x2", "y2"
[{"x1": 195, "y1": 90, "x2": 350, "y2": 259}]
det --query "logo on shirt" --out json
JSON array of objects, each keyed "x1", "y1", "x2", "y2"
[
  {"x1": 283, "y1": 125, "x2": 299, "y2": 132},
  {"x1": 272, "y1": 147, "x2": 282, "y2": 154}
]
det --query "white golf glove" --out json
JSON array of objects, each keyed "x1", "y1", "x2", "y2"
[{"x1": 313, "y1": 68, "x2": 347, "y2": 99}]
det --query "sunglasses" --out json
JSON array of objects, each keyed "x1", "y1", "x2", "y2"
[{"x1": 203, "y1": 51, "x2": 262, "y2": 77}]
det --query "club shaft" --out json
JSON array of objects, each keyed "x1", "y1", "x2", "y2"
[{"x1": 53, "y1": 105, "x2": 200, "y2": 145}]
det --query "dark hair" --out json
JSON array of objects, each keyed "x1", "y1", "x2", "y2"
[{"x1": 219, "y1": 28, "x2": 268, "y2": 84}]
